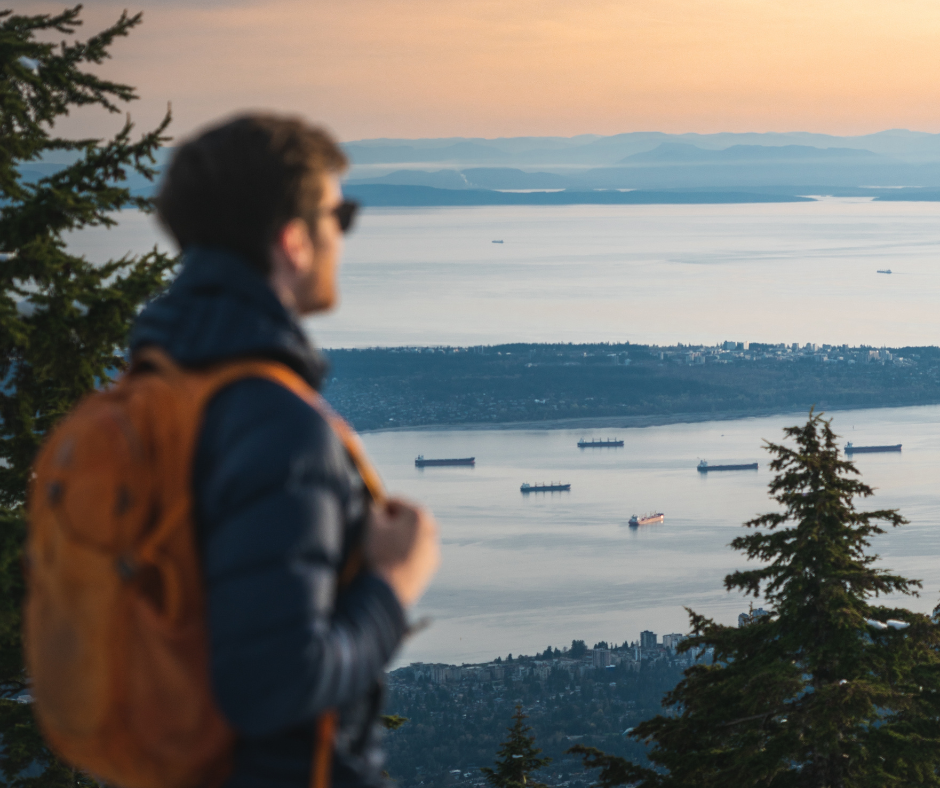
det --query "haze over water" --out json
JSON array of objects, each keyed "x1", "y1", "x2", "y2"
[
  {"x1": 315, "y1": 198, "x2": 940, "y2": 349},
  {"x1": 77, "y1": 199, "x2": 940, "y2": 349}
]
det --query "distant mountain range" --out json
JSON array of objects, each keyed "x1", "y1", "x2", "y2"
[
  {"x1": 344, "y1": 130, "x2": 940, "y2": 168},
  {"x1": 343, "y1": 130, "x2": 940, "y2": 197}
]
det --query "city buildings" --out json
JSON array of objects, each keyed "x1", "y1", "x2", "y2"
[{"x1": 738, "y1": 607, "x2": 770, "y2": 627}]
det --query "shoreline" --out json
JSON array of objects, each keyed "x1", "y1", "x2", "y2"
[
  {"x1": 342, "y1": 184, "x2": 815, "y2": 206},
  {"x1": 360, "y1": 404, "x2": 930, "y2": 434}
]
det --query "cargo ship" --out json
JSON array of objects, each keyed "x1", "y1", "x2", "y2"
[
  {"x1": 415, "y1": 455, "x2": 475, "y2": 467},
  {"x1": 578, "y1": 438, "x2": 624, "y2": 448},
  {"x1": 698, "y1": 460, "x2": 758, "y2": 472},
  {"x1": 844, "y1": 442, "x2": 902, "y2": 454},
  {"x1": 629, "y1": 512, "x2": 665, "y2": 527},
  {"x1": 520, "y1": 482, "x2": 570, "y2": 493},
  {"x1": 492, "y1": 240, "x2": 504, "y2": 243},
  {"x1": 877, "y1": 269, "x2": 892, "y2": 274}
]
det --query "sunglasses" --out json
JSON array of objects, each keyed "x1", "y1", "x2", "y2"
[{"x1": 330, "y1": 199, "x2": 359, "y2": 234}]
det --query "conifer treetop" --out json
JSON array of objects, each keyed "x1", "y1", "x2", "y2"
[
  {"x1": 482, "y1": 705, "x2": 552, "y2": 788},
  {"x1": 0, "y1": 5, "x2": 174, "y2": 508},
  {"x1": 726, "y1": 410, "x2": 916, "y2": 668}
]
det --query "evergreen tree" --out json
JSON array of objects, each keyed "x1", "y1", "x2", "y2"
[
  {"x1": 571, "y1": 411, "x2": 940, "y2": 788},
  {"x1": 0, "y1": 6, "x2": 173, "y2": 784},
  {"x1": 482, "y1": 705, "x2": 551, "y2": 788}
]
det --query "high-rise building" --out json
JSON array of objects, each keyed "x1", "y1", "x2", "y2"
[
  {"x1": 640, "y1": 630, "x2": 657, "y2": 650},
  {"x1": 592, "y1": 648, "x2": 611, "y2": 668},
  {"x1": 662, "y1": 633, "x2": 686, "y2": 651}
]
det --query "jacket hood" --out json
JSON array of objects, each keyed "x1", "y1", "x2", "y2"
[{"x1": 130, "y1": 246, "x2": 327, "y2": 389}]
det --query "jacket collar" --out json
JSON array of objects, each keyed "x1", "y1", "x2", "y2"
[{"x1": 130, "y1": 246, "x2": 328, "y2": 390}]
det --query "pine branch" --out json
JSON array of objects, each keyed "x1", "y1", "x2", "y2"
[{"x1": 567, "y1": 745, "x2": 659, "y2": 788}]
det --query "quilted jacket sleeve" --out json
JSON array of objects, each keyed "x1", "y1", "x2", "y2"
[{"x1": 192, "y1": 377, "x2": 407, "y2": 738}]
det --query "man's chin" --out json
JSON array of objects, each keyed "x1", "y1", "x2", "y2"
[{"x1": 300, "y1": 292, "x2": 339, "y2": 316}]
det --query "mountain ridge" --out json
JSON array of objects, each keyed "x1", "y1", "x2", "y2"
[
  {"x1": 618, "y1": 142, "x2": 883, "y2": 165},
  {"x1": 343, "y1": 130, "x2": 940, "y2": 169}
]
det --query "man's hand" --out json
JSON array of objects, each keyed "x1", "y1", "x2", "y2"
[{"x1": 365, "y1": 497, "x2": 440, "y2": 608}]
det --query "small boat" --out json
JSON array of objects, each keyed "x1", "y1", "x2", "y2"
[
  {"x1": 629, "y1": 512, "x2": 665, "y2": 527},
  {"x1": 578, "y1": 438, "x2": 624, "y2": 448},
  {"x1": 520, "y1": 482, "x2": 570, "y2": 493},
  {"x1": 877, "y1": 269, "x2": 892, "y2": 274},
  {"x1": 698, "y1": 460, "x2": 758, "y2": 472},
  {"x1": 844, "y1": 442, "x2": 901, "y2": 454},
  {"x1": 492, "y1": 240, "x2": 504, "y2": 244},
  {"x1": 415, "y1": 455, "x2": 475, "y2": 467}
]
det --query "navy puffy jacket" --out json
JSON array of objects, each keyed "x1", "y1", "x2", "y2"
[{"x1": 130, "y1": 248, "x2": 406, "y2": 788}]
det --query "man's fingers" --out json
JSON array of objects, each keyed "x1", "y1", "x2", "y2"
[{"x1": 365, "y1": 495, "x2": 439, "y2": 607}]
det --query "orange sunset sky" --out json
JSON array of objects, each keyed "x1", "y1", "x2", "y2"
[{"x1": 18, "y1": 0, "x2": 940, "y2": 141}]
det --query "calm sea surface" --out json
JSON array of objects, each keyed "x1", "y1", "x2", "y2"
[
  {"x1": 369, "y1": 406, "x2": 940, "y2": 667},
  {"x1": 66, "y1": 203, "x2": 940, "y2": 665},
  {"x1": 72, "y1": 199, "x2": 940, "y2": 349}
]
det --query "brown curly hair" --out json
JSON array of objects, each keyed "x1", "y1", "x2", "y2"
[{"x1": 157, "y1": 114, "x2": 347, "y2": 275}]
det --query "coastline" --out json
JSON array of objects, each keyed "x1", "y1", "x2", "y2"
[
  {"x1": 360, "y1": 400, "x2": 940, "y2": 434},
  {"x1": 342, "y1": 184, "x2": 816, "y2": 206},
  {"x1": 361, "y1": 406, "x2": 833, "y2": 434}
]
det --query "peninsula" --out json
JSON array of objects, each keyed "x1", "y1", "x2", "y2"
[{"x1": 323, "y1": 342, "x2": 940, "y2": 431}]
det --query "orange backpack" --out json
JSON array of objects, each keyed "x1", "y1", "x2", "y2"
[{"x1": 24, "y1": 346, "x2": 384, "y2": 788}]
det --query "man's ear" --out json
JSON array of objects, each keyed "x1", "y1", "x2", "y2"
[{"x1": 275, "y1": 218, "x2": 315, "y2": 274}]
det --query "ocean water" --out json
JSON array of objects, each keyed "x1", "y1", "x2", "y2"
[
  {"x1": 68, "y1": 199, "x2": 940, "y2": 349},
  {"x1": 63, "y1": 203, "x2": 940, "y2": 665},
  {"x1": 368, "y1": 405, "x2": 940, "y2": 666}
]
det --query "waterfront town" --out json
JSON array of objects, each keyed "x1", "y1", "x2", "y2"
[
  {"x1": 382, "y1": 623, "x2": 737, "y2": 788},
  {"x1": 399, "y1": 630, "x2": 699, "y2": 688},
  {"x1": 383, "y1": 610, "x2": 776, "y2": 787}
]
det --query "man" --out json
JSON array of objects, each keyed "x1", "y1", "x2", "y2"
[{"x1": 131, "y1": 115, "x2": 439, "y2": 788}]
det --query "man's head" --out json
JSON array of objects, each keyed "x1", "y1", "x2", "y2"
[{"x1": 157, "y1": 114, "x2": 351, "y2": 314}]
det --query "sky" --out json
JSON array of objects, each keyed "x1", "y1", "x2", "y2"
[{"x1": 17, "y1": 0, "x2": 940, "y2": 143}]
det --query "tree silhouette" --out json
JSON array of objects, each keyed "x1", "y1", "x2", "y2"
[{"x1": 482, "y1": 705, "x2": 551, "y2": 788}]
